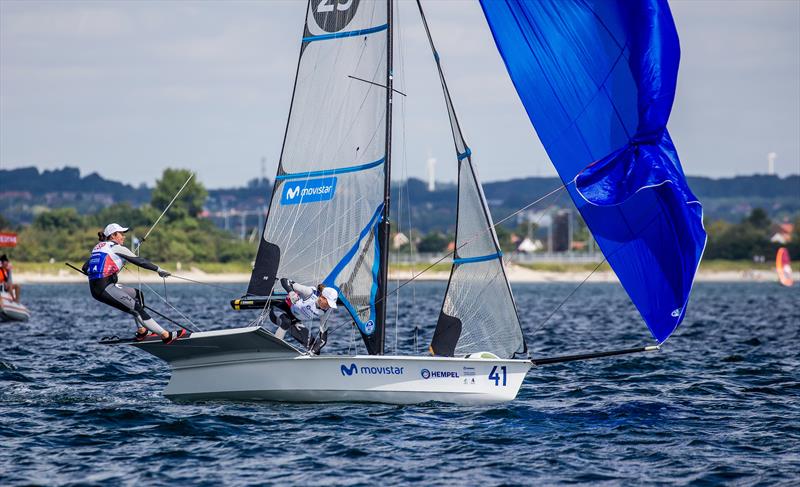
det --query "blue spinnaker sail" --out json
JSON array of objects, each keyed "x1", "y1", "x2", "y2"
[{"x1": 480, "y1": 0, "x2": 706, "y2": 342}]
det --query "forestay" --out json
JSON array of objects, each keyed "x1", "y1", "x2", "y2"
[
  {"x1": 480, "y1": 0, "x2": 707, "y2": 343},
  {"x1": 415, "y1": 1, "x2": 526, "y2": 359},
  {"x1": 248, "y1": 0, "x2": 389, "y2": 353}
]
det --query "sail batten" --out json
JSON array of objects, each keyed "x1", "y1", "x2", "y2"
[
  {"x1": 275, "y1": 158, "x2": 386, "y2": 180},
  {"x1": 302, "y1": 23, "x2": 388, "y2": 42}
]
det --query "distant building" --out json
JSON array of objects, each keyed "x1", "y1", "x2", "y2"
[
  {"x1": 392, "y1": 232, "x2": 410, "y2": 249},
  {"x1": 517, "y1": 237, "x2": 542, "y2": 253},
  {"x1": 770, "y1": 223, "x2": 794, "y2": 244}
]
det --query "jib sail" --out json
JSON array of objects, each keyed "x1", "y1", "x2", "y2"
[{"x1": 415, "y1": 1, "x2": 526, "y2": 359}]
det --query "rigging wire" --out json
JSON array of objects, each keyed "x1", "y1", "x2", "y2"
[
  {"x1": 322, "y1": 179, "x2": 573, "y2": 341},
  {"x1": 527, "y1": 257, "x2": 608, "y2": 339},
  {"x1": 526, "y1": 205, "x2": 669, "y2": 341},
  {"x1": 136, "y1": 171, "x2": 196, "y2": 252},
  {"x1": 169, "y1": 274, "x2": 244, "y2": 294},
  {"x1": 372, "y1": 178, "x2": 575, "y2": 305},
  {"x1": 140, "y1": 280, "x2": 202, "y2": 332},
  {"x1": 393, "y1": 0, "x2": 411, "y2": 355}
]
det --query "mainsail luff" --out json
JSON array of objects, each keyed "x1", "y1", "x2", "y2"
[
  {"x1": 374, "y1": 0, "x2": 394, "y2": 355},
  {"x1": 415, "y1": 0, "x2": 527, "y2": 359},
  {"x1": 248, "y1": 0, "x2": 390, "y2": 355}
]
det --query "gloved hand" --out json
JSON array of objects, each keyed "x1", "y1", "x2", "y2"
[
  {"x1": 157, "y1": 268, "x2": 171, "y2": 278},
  {"x1": 280, "y1": 278, "x2": 295, "y2": 293}
]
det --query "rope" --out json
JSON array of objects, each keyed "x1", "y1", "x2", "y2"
[
  {"x1": 373, "y1": 180, "x2": 574, "y2": 306},
  {"x1": 169, "y1": 274, "x2": 243, "y2": 293},
  {"x1": 527, "y1": 256, "x2": 608, "y2": 338},
  {"x1": 137, "y1": 172, "x2": 195, "y2": 251},
  {"x1": 527, "y1": 204, "x2": 668, "y2": 340},
  {"x1": 140, "y1": 281, "x2": 202, "y2": 332}
]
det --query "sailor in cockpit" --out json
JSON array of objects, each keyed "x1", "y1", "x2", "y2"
[{"x1": 269, "y1": 278, "x2": 338, "y2": 355}]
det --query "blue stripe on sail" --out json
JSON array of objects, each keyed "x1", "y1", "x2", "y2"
[
  {"x1": 322, "y1": 202, "x2": 384, "y2": 335},
  {"x1": 368, "y1": 220, "x2": 381, "y2": 323},
  {"x1": 275, "y1": 158, "x2": 385, "y2": 180},
  {"x1": 453, "y1": 251, "x2": 502, "y2": 265},
  {"x1": 457, "y1": 147, "x2": 472, "y2": 160},
  {"x1": 303, "y1": 24, "x2": 388, "y2": 43}
]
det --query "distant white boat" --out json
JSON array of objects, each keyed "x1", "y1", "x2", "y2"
[{"x1": 0, "y1": 290, "x2": 30, "y2": 322}]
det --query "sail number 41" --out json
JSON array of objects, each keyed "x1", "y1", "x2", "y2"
[{"x1": 489, "y1": 366, "x2": 507, "y2": 386}]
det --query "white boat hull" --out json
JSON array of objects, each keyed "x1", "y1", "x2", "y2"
[
  {"x1": 132, "y1": 327, "x2": 531, "y2": 405},
  {"x1": 0, "y1": 291, "x2": 29, "y2": 322}
]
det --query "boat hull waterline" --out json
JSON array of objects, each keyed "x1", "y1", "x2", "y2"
[
  {"x1": 0, "y1": 291, "x2": 30, "y2": 322},
  {"x1": 130, "y1": 327, "x2": 531, "y2": 405}
]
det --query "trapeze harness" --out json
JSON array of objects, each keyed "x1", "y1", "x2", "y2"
[
  {"x1": 82, "y1": 241, "x2": 158, "y2": 322},
  {"x1": 270, "y1": 281, "x2": 331, "y2": 351}
]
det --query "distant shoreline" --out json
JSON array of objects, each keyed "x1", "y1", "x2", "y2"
[{"x1": 9, "y1": 262, "x2": 793, "y2": 285}]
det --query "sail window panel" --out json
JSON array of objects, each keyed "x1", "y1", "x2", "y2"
[
  {"x1": 264, "y1": 168, "x2": 384, "y2": 289},
  {"x1": 443, "y1": 261, "x2": 525, "y2": 358}
]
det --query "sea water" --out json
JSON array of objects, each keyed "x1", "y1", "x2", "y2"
[{"x1": 1, "y1": 282, "x2": 798, "y2": 485}]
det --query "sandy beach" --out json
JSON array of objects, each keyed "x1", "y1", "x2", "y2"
[{"x1": 11, "y1": 264, "x2": 791, "y2": 285}]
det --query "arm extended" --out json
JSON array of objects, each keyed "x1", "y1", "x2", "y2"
[{"x1": 115, "y1": 246, "x2": 168, "y2": 276}]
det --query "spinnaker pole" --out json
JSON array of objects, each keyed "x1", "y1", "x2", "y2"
[{"x1": 375, "y1": 0, "x2": 394, "y2": 355}]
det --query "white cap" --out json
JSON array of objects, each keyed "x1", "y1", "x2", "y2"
[
  {"x1": 103, "y1": 223, "x2": 129, "y2": 237},
  {"x1": 321, "y1": 287, "x2": 338, "y2": 309}
]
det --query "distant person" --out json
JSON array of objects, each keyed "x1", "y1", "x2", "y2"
[
  {"x1": 270, "y1": 278, "x2": 338, "y2": 355},
  {"x1": 0, "y1": 254, "x2": 21, "y2": 302},
  {"x1": 82, "y1": 223, "x2": 186, "y2": 344}
]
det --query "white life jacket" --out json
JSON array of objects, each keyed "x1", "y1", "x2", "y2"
[
  {"x1": 86, "y1": 241, "x2": 126, "y2": 280},
  {"x1": 290, "y1": 291, "x2": 326, "y2": 322}
]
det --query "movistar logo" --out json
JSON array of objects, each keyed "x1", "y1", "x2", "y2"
[
  {"x1": 341, "y1": 363, "x2": 358, "y2": 376},
  {"x1": 340, "y1": 363, "x2": 404, "y2": 376},
  {"x1": 281, "y1": 177, "x2": 337, "y2": 205}
]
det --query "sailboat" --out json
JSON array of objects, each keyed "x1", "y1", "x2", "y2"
[
  {"x1": 113, "y1": 0, "x2": 705, "y2": 405},
  {"x1": 776, "y1": 247, "x2": 793, "y2": 287}
]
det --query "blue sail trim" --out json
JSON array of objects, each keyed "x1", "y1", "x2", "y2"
[
  {"x1": 322, "y1": 202, "x2": 384, "y2": 335},
  {"x1": 453, "y1": 252, "x2": 502, "y2": 265},
  {"x1": 303, "y1": 24, "x2": 388, "y2": 43},
  {"x1": 275, "y1": 158, "x2": 385, "y2": 180},
  {"x1": 457, "y1": 147, "x2": 472, "y2": 160},
  {"x1": 480, "y1": 0, "x2": 706, "y2": 343}
]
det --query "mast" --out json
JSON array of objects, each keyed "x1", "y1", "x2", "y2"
[{"x1": 375, "y1": 0, "x2": 394, "y2": 355}]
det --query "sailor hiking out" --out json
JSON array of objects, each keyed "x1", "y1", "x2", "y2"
[
  {"x1": 82, "y1": 223, "x2": 187, "y2": 344},
  {"x1": 269, "y1": 278, "x2": 338, "y2": 355}
]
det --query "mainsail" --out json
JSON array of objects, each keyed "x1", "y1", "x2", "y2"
[
  {"x1": 480, "y1": 0, "x2": 707, "y2": 343},
  {"x1": 248, "y1": 0, "x2": 391, "y2": 354},
  {"x1": 415, "y1": 1, "x2": 526, "y2": 359}
]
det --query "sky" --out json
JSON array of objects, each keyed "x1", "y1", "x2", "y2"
[{"x1": 1, "y1": 0, "x2": 798, "y2": 188}]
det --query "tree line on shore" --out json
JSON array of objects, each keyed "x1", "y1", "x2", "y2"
[
  {"x1": 1, "y1": 168, "x2": 798, "y2": 264},
  {"x1": 1, "y1": 169, "x2": 255, "y2": 264}
]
